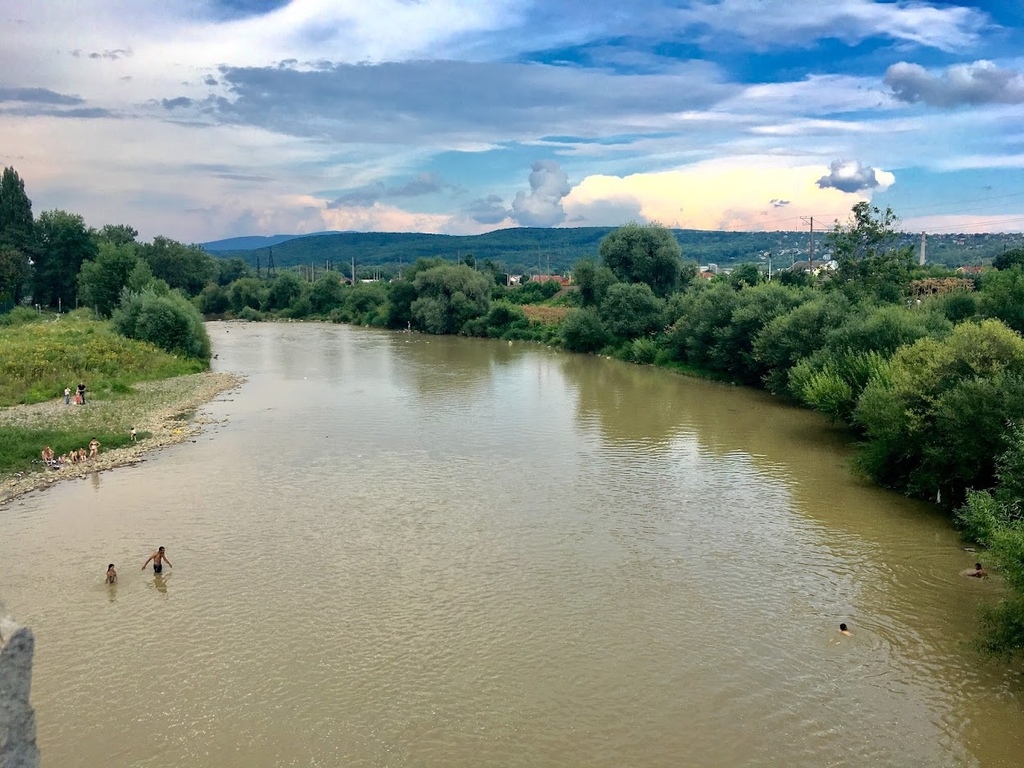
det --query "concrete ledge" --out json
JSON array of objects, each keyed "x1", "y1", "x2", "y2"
[{"x1": 0, "y1": 624, "x2": 39, "y2": 768}]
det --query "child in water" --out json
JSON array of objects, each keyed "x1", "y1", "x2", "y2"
[{"x1": 106, "y1": 564, "x2": 117, "y2": 584}]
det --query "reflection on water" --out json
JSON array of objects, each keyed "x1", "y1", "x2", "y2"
[{"x1": 0, "y1": 322, "x2": 1022, "y2": 767}]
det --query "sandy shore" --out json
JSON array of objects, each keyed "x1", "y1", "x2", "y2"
[{"x1": 0, "y1": 371, "x2": 245, "y2": 506}]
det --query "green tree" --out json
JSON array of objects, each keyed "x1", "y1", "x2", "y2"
[
  {"x1": 854, "y1": 319, "x2": 1024, "y2": 503},
  {"x1": 265, "y1": 271, "x2": 304, "y2": 311},
  {"x1": 229, "y1": 277, "x2": 268, "y2": 313},
  {"x1": 599, "y1": 282, "x2": 664, "y2": 339},
  {"x1": 309, "y1": 272, "x2": 345, "y2": 314},
  {"x1": 197, "y1": 283, "x2": 230, "y2": 315},
  {"x1": 978, "y1": 267, "x2": 1024, "y2": 334},
  {"x1": 727, "y1": 263, "x2": 762, "y2": 289},
  {"x1": 0, "y1": 167, "x2": 34, "y2": 303},
  {"x1": 993, "y1": 248, "x2": 1024, "y2": 271},
  {"x1": 561, "y1": 308, "x2": 610, "y2": 353},
  {"x1": 216, "y1": 257, "x2": 250, "y2": 286},
  {"x1": 138, "y1": 236, "x2": 217, "y2": 296},
  {"x1": 410, "y1": 264, "x2": 491, "y2": 334},
  {"x1": 96, "y1": 224, "x2": 138, "y2": 246},
  {"x1": 33, "y1": 209, "x2": 97, "y2": 308},
  {"x1": 826, "y1": 202, "x2": 914, "y2": 301},
  {"x1": 664, "y1": 282, "x2": 738, "y2": 368},
  {"x1": 573, "y1": 257, "x2": 618, "y2": 307},
  {"x1": 599, "y1": 223, "x2": 682, "y2": 297},
  {"x1": 77, "y1": 241, "x2": 140, "y2": 316}
]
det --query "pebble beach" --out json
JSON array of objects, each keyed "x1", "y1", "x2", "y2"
[{"x1": 1, "y1": 371, "x2": 244, "y2": 506}]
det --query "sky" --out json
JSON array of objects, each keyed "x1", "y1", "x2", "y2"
[{"x1": 2, "y1": 0, "x2": 1024, "y2": 242}]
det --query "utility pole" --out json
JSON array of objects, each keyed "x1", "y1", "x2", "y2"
[
  {"x1": 351, "y1": 255, "x2": 356, "y2": 285},
  {"x1": 919, "y1": 231, "x2": 927, "y2": 266},
  {"x1": 799, "y1": 216, "x2": 815, "y2": 274},
  {"x1": 267, "y1": 247, "x2": 276, "y2": 278},
  {"x1": 256, "y1": 253, "x2": 261, "y2": 279}
]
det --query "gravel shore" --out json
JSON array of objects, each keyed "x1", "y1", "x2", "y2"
[{"x1": 1, "y1": 371, "x2": 245, "y2": 506}]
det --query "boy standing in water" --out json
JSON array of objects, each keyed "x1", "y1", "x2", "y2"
[
  {"x1": 106, "y1": 564, "x2": 118, "y2": 584},
  {"x1": 141, "y1": 546, "x2": 172, "y2": 574}
]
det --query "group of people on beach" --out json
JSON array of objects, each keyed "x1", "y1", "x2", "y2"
[
  {"x1": 40, "y1": 438, "x2": 101, "y2": 468},
  {"x1": 64, "y1": 383, "x2": 87, "y2": 405},
  {"x1": 105, "y1": 546, "x2": 172, "y2": 584}
]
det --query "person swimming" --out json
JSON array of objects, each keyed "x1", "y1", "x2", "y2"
[
  {"x1": 962, "y1": 562, "x2": 987, "y2": 578},
  {"x1": 839, "y1": 623, "x2": 851, "y2": 636},
  {"x1": 106, "y1": 564, "x2": 117, "y2": 584}
]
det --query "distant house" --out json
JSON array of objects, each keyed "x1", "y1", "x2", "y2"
[
  {"x1": 530, "y1": 274, "x2": 572, "y2": 286},
  {"x1": 789, "y1": 259, "x2": 838, "y2": 274},
  {"x1": 698, "y1": 270, "x2": 716, "y2": 280},
  {"x1": 506, "y1": 274, "x2": 523, "y2": 286},
  {"x1": 956, "y1": 265, "x2": 986, "y2": 275}
]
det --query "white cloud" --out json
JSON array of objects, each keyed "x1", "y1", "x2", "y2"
[
  {"x1": 511, "y1": 161, "x2": 571, "y2": 227},
  {"x1": 563, "y1": 157, "x2": 883, "y2": 231},
  {"x1": 676, "y1": 0, "x2": 988, "y2": 52},
  {"x1": 816, "y1": 159, "x2": 895, "y2": 193}
]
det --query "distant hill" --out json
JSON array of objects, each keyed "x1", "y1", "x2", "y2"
[
  {"x1": 204, "y1": 227, "x2": 1024, "y2": 273},
  {"x1": 201, "y1": 232, "x2": 342, "y2": 252}
]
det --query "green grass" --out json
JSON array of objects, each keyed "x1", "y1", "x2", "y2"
[{"x1": 0, "y1": 311, "x2": 205, "y2": 406}]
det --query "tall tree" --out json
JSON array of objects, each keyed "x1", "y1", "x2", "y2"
[
  {"x1": 77, "y1": 241, "x2": 140, "y2": 316},
  {"x1": 0, "y1": 167, "x2": 34, "y2": 303},
  {"x1": 599, "y1": 223, "x2": 682, "y2": 297},
  {"x1": 96, "y1": 224, "x2": 139, "y2": 246},
  {"x1": 33, "y1": 209, "x2": 97, "y2": 308},
  {"x1": 825, "y1": 202, "x2": 914, "y2": 301},
  {"x1": 138, "y1": 236, "x2": 217, "y2": 296}
]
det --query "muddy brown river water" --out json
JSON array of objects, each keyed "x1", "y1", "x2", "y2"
[{"x1": 1, "y1": 321, "x2": 1022, "y2": 766}]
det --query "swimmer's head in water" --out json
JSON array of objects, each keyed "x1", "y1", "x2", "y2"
[
  {"x1": 108, "y1": 564, "x2": 114, "y2": 569},
  {"x1": 158, "y1": 546, "x2": 165, "y2": 553},
  {"x1": 839, "y1": 623, "x2": 848, "y2": 632}
]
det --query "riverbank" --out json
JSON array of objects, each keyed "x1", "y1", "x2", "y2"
[{"x1": 0, "y1": 371, "x2": 244, "y2": 506}]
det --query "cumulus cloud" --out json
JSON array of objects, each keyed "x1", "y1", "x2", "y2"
[
  {"x1": 815, "y1": 160, "x2": 894, "y2": 193},
  {"x1": 511, "y1": 161, "x2": 571, "y2": 227},
  {"x1": 464, "y1": 194, "x2": 510, "y2": 225},
  {"x1": 885, "y1": 60, "x2": 1024, "y2": 107}
]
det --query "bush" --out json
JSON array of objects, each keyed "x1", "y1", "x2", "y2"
[
  {"x1": 561, "y1": 308, "x2": 610, "y2": 353},
  {"x1": 113, "y1": 289, "x2": 211, "y2": 360},
  {"x1": 628, "y1": 337, "x2": 659, "y2": 364}
]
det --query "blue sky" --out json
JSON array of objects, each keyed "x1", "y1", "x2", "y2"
[{"x1": 2, "y1": 0, "x2": 1024, "y2": 241}]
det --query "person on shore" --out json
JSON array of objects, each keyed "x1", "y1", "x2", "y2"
[
  {"x1": 77, "y1": 382, "x2": 86, "y2": 405},
  {"x1": 106, "y1": 564, "x2": 118, "y2": 584},
  {"x1": 839, "y1": 623, "x2": 851, "y2": 636},
  {"x1": 130, "y1": 427, "x2": 137, "y2": 442},
  {"x1": 142, "y1": 546, "x2": 172, "y2": 574},
  {"x1": 962, "y1": 563, "x2": 987, "y2": 578},
  {"x1": 64, "y1": 386, "x2": 71, "y2": 405},
  {"x1": 89, "y1": 438, "x2": 100, "y2": 459},
  {"x1": 40, "y1": 446, "x2": 54, "y2": 465}
]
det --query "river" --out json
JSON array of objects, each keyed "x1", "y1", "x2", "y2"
[{"x1": 1, "y1": 321, "x2": 1022, "y2": 767}]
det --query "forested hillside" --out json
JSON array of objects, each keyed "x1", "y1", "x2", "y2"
[{"x1": 206, "y1": 227, "x2": 1024, "y2": 274}]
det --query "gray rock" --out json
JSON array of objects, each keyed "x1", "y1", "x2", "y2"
[{"x1": 0, "y1": 626, "x2": 39, "y2": 768}]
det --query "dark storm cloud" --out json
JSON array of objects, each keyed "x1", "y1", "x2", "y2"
[
  {"x1": 464, "y1": 194, "x2": 511, "y2": 224},
  {"x1": 885, "y1": 60, "x2": 1024, "y2": 107}
]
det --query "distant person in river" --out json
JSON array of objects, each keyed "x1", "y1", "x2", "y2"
[
  {"x1": 142, "y1": 546, "x2": 172, "y2": 574},
  {"x1": 962, "y1": 563, "x2": 987, "y2": 578},
  {"x1": 839, "y1": 623, "x2": 851, "y2": 636},
  {"x1": 106, "y1": 564, "x2": 117, "y2": 584}
]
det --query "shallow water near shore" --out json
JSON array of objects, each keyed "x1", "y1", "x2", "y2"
[{"x1": 2, "y1": 321, "x2": 1023, "y2": 767}]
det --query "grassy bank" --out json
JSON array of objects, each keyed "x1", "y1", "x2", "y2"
[{"x1": 0, "y1": 308, "x2": 204, "y2": 406}]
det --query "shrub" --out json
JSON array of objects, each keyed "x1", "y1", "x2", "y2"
[
  {"x1": 561, "y1": 308, "x2": 610, "y2": 353},
  {"x1": 113, "y1": 289, "x2": 211, "y2": 360}
]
